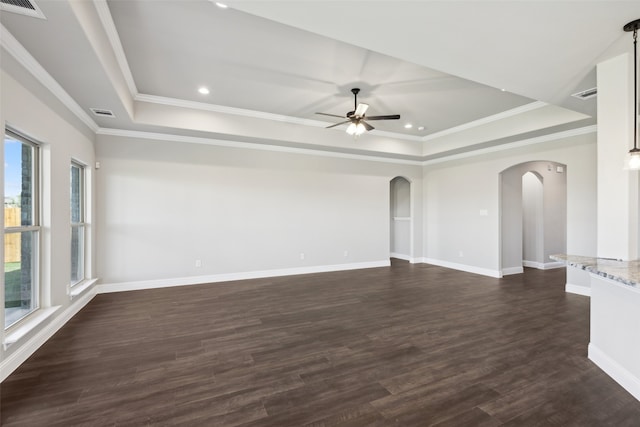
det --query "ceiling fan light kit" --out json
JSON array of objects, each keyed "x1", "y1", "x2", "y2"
[
  {"x1": 316, "y1": 88, "x2": 401, "y2": 137},
  {"x1": 625, "y1": 18, "x2": 640, "y2": 170},
  {"x1": 346, "y1": 122, "x2": 366, "y2": 136}
]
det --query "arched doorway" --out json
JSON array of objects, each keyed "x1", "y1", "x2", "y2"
[
  {"x1": 390, "y1": 176, "x2": 411, "y2": 260},
  {"x1": 500, "y1": 161, "x2": 567, "y2": 275},
  {"x1": 522, "y1": 171, "x2": 544, "y2": 268}
]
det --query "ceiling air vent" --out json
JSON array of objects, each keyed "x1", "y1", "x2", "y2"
[
  {"x1": 0, "y1": 0, "x2": 46, "y2": 19},
  {"x1": 571, "y1": 87, "x2": 597, "y2": 100},
  {"x1": 90, "y1": 108, "x2": 116, "y2": 118}
]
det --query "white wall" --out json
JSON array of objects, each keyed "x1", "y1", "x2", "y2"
[
  {"x1": 95, "y1": 134, "x2": 423, "y2": 287},
  {"x1": 1, "y1": 57, "x2": 96, "y2": 376},
  {"x1": 422, "y1": 132, "x2": 596, "y2": 277},
  {"x1": 596, "y1": 53, "x2": 639, "y2": 260}
]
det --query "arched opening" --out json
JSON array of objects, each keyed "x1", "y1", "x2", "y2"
[
  {"x1": 522, "y1": 171, "x2": 544, "y2": 267},
  {"x1": 500, "y1": 161, "x2": 567, "y2": 275},
  {"x1": 390, "y1": 176, "x2": 411, "y2": 261}
]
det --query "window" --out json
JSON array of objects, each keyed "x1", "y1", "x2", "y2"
[
  {"x1": 70, "y1": 161, "x2": 85, "y2": 286},
  {"x1": 4, "y1": 130, "x2": 40, "y2": 328}
]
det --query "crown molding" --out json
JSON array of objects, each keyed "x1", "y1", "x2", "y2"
[
  {"x1": 1, "y1": 24, "x2": 99, "y2": 133},
  {"x1": 93, "y1": 0, "x2": 138, "y2": 98},
  {"x1": 97, "y1": 124, "x2": 595, "y2": 167},
  {"x1": 135, "y1": 93, "x2": 329, "y2": 127},
  {"x1": 422, "y1": 124, "x2": 597, "y2": 166},
  {"x1": 96, "y1": 127, "x2": 424, "y2": 165},
  {"x1": 421, "y1": 101, "x2": 548, "y2": 142},
  {"x1": 134, "y1": 93, "x2": 424, "y2": 142}
]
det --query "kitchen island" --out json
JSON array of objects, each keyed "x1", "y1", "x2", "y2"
[{"x1": 551, "y1": 254, "x2": 640, "y2": 402}]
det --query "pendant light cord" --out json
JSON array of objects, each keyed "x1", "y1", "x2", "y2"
[
  {"x1": 634, "y1": 27, "x2": 638, "y2": 151},
  {"x1": 623, "y1": 19, "x2": 640, "y2": 165}
]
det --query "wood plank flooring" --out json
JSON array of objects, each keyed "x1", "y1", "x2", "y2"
[{"x1": 3, "y1": 261, "x2": 640, "y2": 426}]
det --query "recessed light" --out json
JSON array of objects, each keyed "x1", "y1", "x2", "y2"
[
  {"x1": 404, "y1": 123, "x2": 413, "y2": 129},
  {"x1": 417, "y1": 126, "x2": 425, "y2": 131},
  {"x1": 198, "y1": 87, "x2": 210, "y2": 95},
  {"x1": 215, "y1": 2, "x2": 228, "y2": 8},
  {"x1": 501, "y1": 88, "x2": 507, "y2": 92}
]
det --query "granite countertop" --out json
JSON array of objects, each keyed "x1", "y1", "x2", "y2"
[{"x1": 551, "y1": 254, "x2": 640, "y2": 288}]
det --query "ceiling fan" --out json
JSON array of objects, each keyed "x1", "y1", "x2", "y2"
[{"x1": 316, "y1": 88, "x2": 400, "y2": 136}]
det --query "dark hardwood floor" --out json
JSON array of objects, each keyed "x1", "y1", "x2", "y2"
[{"x1": 3, "y1": 261, "x2": 640, "y2": 426}]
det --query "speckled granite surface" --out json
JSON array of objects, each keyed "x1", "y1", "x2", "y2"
[{"x1": 551, "y1": 254, "x2": 640, "y2": 288}]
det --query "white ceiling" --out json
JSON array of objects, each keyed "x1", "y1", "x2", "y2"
[
  {"x1": 1, "y1": 0, "x2": 637, "y2": 161},
  {"x1": 228, "y1": 1, "x2": 637, "y2": 112}
]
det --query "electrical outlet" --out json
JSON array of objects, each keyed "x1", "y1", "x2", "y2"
[
  {"x1": 300, "y1": 253, "x2": 305, "y2": 260},
  {"x1": 344, "y1": 250, "x2": 349, "y2": 257},
  {"x1": 459, "y1": 251, "x2": 464, "y2": 258},
  {"x1": 195, "y1": 259, "x2": 202, "y2": 268}
]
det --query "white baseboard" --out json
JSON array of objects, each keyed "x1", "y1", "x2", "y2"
[
  {"x1": 1, "y1": 287, "x2": 97, "y2": 382},
  {"x1": 589, "y1": 343, "x2": 640, "y2": 402},
  {"x1": 565, "y1": 283, "x2": 591, "y2": 297},
  {"x1": 390, "y1": 253, "x2": 411, "y2": 261},
  {"x1": 420, "y1": 258, "x2": 502, "y2": 278},
  {"x1": 97, "y1": 260, "x2": 391, "y2": 294},
  {"x1": 522, "y1": 260, "x2": 566, "y2": 270},
  {"x1": 502, "y1": 266, "x2": 524, "y2": 276},
  {"x1": 522, "y1": 260, "x2": 542, "y2": 269},
  {"x1": 542, "y1": 261, "x2": 565, "y2": 270}
]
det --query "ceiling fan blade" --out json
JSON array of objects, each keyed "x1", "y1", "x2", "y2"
[
  {"x1": 361, "y1": 120, "x2": 374, "y2": 131},
  {"x1": 316, "y1": 112, "x2": 346, "y2": 119},
  {"x1": 326, "y1": 120, "x2": 351, "y2": 129},
  {"x1": 354, "y1": 103, "x2": 369, "y2": 117},
  {"x1": 365, "y1": 114, "x2": 401, "y2": 121}
]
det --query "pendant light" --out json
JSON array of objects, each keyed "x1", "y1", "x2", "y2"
[{"x1": 625, "y1": 19, "x2": 640, "y2": 170}]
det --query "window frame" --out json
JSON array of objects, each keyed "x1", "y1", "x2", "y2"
[
  {"x1": 70, "y1": 160, "x2": 86, "y2": 287},
  {"x1": 4, "y1": 129, "x2": 41, "y2": 330}
]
